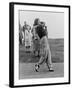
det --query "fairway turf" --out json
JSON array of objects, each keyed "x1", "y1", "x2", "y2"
[
  {"x1": 19, "y1": 63, "x2": 64, "y2": 79},
  {"x1": 19, "y1": 39, "x2": 64, "y2": 79}
]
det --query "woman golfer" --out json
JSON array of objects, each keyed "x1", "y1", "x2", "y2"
[{"x1": 35, "y1": 23, "x2": 54, "y2": 72}]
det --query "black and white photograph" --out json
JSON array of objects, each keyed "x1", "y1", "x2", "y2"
[
  {"x1": 9, "y1": 2, "x2": 70, "y2": 87},
  {"x1": 19, "y1": 10, "x2": 64, "y2": 79}
]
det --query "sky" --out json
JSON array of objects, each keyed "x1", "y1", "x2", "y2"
[{"x1": 19, "y1": 10, "x2": 64, "y2": 38}]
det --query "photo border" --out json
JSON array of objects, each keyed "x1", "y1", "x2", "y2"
[{"x1": 9, "y1": 2, "x2": 70, "y2": 88}]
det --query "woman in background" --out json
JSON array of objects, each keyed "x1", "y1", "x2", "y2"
[{"x1": 23, "y1": 21, "x2": 31, "y2": 48}]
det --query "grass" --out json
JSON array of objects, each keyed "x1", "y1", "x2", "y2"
[{"x1": 19, "y1": 38, "x2": 64, "y2": 63}]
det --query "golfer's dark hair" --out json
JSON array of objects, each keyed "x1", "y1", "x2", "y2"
[
  {"x1": 40, "y1": 21, "x2": 45, "y2": 26},
  {"x1": 36, "y1": 25, "x2": 45, "y2": 39}
]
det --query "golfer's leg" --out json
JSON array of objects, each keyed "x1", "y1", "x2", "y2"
[
  {"x1": 46, "y1": 49, "x2": 53, "y2": 70},
  {"x1": 38, "y1": 56, "x2": 45, "y2": 65},
  {"x1": 35, "y1": 56, "x2": 45, "y2": 72}
]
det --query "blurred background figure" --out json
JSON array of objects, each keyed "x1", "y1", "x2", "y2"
[
  {"x1": 32, "y1": 18, "x2": 41, "y2": 56},
  {"x1": 28, "y1": 28, "x2": 33, "y2": 48},
  {"x1": 23, "y1": 21, "x2": 28, "y2": 45},
  {"x1": 23, "y1": 21, "x2": 32, "y2": 48},
  {"x1": 19, "y1": 23, "x2": 23, "y2": 45}
]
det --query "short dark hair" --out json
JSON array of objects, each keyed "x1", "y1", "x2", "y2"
[
  {"x1": 40, "y1": 21, "x2": 45, "y2": 26},
  {"x1": 36, "y1": 24, "x2": 47, "y2": 39}
]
